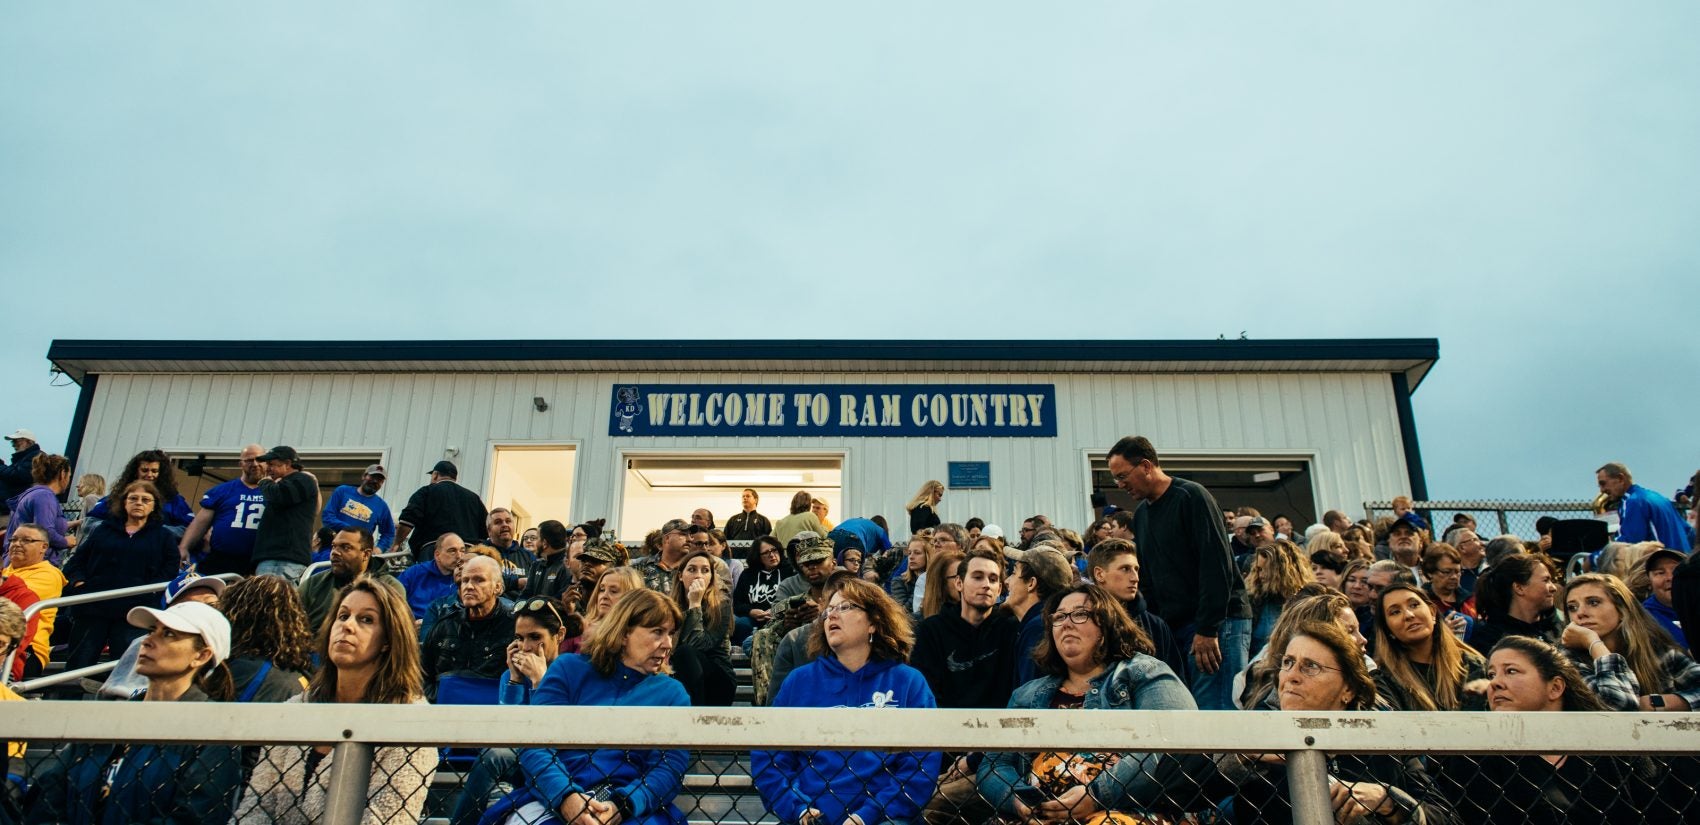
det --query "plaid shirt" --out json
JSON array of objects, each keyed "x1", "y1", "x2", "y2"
[{"x1": 1571, "y1": 647, "x2": 1700, "y2": 711}]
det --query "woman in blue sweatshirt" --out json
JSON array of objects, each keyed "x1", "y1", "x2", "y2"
[
  {"x1": 753, "y1": 578, "x2": 941, "y2": 825},
  {"x1": 490, "y1": 589, "x2": 691, "y2": 825}
]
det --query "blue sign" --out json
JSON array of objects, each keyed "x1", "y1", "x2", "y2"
[
  {"x1": 609, "y1": 384, "x2": 1057, "y2": 437},
  {"x1": 948, "y1": 461, "x2": 992, "y2": 489}
]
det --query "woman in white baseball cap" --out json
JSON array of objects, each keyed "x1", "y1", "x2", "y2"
[{"x1": 27, "y1": 601, "x2": 243, "y2": 822}]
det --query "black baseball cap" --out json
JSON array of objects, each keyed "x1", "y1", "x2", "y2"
[
  {"x1": 257, "y1": 446, "x2": 300, "y2": 463},
  {"x1": 430, "y1": 460, "x2": 459, "y2": 478}
]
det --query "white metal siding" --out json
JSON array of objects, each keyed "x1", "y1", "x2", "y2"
[{"x1": 77, "y1": 371, "x2": 1410, "y2": 530}]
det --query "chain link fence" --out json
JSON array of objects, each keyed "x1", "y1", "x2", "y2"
[
  {"x1": 7, "y1": 703, "x2": 1699, "y2": 824},
  {"x1": 1363, "y1": 499, "x2": 1595, "y2": 542}
]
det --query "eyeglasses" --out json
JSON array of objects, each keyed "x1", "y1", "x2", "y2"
[
  {"x1": 820, "y1": 604, "x2": 866, "y2": 619},
  {"x1": 1430, "y1": 568, "x2": 1462, "y2": 578},
  {"x1": 521, "y1": 598, "x2": 564, "y2": 627},
  {"x1": 1049, "y1": 608, "x2": 1096, "y2": 626},
  {"x1": 687, "y1": 539, "x2": 712, "y2": 548},
  {"x1": 124, "y1": 495, "x2": 155, "y2": 504},
  {"x1": 10, "y1": 536, "x2": 45, "y2": 546},
  {"x1": 1279, "y1": 656, "x2": 1341, "y2": 678}
]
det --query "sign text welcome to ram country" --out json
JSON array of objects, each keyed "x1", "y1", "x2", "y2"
[{"x1": 610, "y1": 384, "x2": 1057, "y2": 437}]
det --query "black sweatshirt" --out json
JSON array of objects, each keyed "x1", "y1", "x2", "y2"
[
  {"x1": 910, "y1": 608, "x2": 1021, "y2": 709},
  {"x1": 1129, "y1": 476, "x2": 1250, "y2": 637}
]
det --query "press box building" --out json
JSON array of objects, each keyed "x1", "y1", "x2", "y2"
[{"x1": 47, "y1": 338, "x2": 1438, "y2": 540}]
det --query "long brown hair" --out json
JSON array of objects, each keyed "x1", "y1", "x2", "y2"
[
  {"x1": 1563, "y1": 573, "x2": 1676, "y2": 695},
  {"x1": 1245, "y1": 539, "x2": 1314, "y2": 605},
  {"x1": 1031, "y1": 584, "x2": 1155, "y2": 678},
  {"x1": 308, "y1": 577, "x2": 422, "y2": 705},
  {"x1": 670, "y1": 550, "x2": 728, "y2": 634},
  {"x1": 115, "y1": 480, "x2": 165, "y2": 526},
  {"x1": 1373, "y1": 583, "x2": 1482, "y2": 710},
  {"x1": 920, "y1": 551, "x2": 964, "y2": 619},
  {"x1": 806, "y1": 578, "x2": 914, "y2": 662},
  {"x1": 582, "y1": 589, "x2": 682, "y2": 677},
  {"x1": 222, "y1": 575, "x2": 315, "y2": 674}
]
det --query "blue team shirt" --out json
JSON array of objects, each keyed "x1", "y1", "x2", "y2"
[
  {"x1": 320, "y1": 486, "x2": 396, "y2": 549},
  {"x1": 199, "y1": 479, "x2": 267, "y2": 557}
]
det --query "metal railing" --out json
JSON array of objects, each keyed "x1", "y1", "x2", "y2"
[
  {"x1": 298, "y1": 550, "x2": 411, "y2": 584},
  {"x1": 1363, "y1": 499, "x2": 1594, "y2": 539},
  {"x1": 4, "y1": 573, "x2": 243, "y2": 692},
  {"x1": 5, "y1": 704, "x2": 1696, "y2": 825}
]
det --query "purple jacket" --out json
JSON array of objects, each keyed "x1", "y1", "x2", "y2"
[{"x1": 4, "y1": 484, "x2": 70, "y2": 563}]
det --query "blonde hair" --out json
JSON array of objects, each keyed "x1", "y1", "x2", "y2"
[
  {"x1": 906, "y1": 480, "x2": 944, "y2": 512},
  {"x1": 584, "y1": 567, "x2": 645, "y2": 629},
  {"x1": 1305, "y1": 530, "x2": 1346, "y2": 557},
  {"x1": 1564, "y1": 573, "x2": 1676, "y2": 695},
  {"x1": 582, "y1": 589, "x2": 682, "y2": 677},
  {"x1": 76, "y1": 473, "x2": 106, "y2": 498}
]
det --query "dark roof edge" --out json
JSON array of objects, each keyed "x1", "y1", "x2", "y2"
[{"x1": 49, "y1": 337, "x2": 1438, "y2": 364}]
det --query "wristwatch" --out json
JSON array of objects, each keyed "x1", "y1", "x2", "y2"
[{"x1": 1649, "y1": 694, "x2": 1666, "y2": 710}]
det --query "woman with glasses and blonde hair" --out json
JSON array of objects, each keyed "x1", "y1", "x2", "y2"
[
  {"x1": 906, "y1": 480, "x2": 944, "y2": 534},
  {"x1": 234, "y1": 577, "x2": 436, "y2": 824},
  {"x1": 448, "y1": 595, "x2": 571, "y2": 825},
  {"x1": 979, "y1": 584, "x2": 1199, "y2": 823},
  {"x1": 1561, "y1": 572, "x2": 1700, "y2": 712},
  {"x1": 489, "y1": 589, "x2": 690, "y2": 825},
  {"x1": 753, "y1": 578, "x2": 939, "y2": 825}
]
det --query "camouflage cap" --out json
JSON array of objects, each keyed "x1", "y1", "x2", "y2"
[
  {"x1": 578, "y1": 538, "x2": 625, "y2": 566},
  {"x1": 794, "y1": 535, "x2": 836, "y2": 565}
]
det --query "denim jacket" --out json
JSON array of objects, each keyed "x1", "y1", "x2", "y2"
[{"x1": 978, "y1": 654, "x2": 1195, "y2": 816}]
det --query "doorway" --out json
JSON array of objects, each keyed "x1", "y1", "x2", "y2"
[
  {"x1": 488, "y1": 445, "x2": 578, "y2": 534},
  {"x1": 1087, "y1": 453, "x2": 1317, "y2": 528},
  {"x1": 619, "y1": 454, "x2": 843, "y2": 541}
]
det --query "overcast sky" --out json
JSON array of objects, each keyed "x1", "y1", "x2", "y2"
[{"x1": 3, "y1": 3, "x2": 1695, "y2": 506}]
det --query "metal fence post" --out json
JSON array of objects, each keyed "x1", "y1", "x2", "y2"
[
  {"x1": 323, "y1": 740, "x2": 375, "y2": 825},
  {"x1": 1286, "y1": 748, "x2": 1332, "y2": 825}
]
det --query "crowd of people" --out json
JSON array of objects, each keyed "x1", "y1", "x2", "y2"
[{"x1": 2, "y1": 427, "x2": 1698, "y2": 823}]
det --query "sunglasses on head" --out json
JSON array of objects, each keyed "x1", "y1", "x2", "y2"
[{"x1": 521, "y1": 597, "x2": 564, "y2": 627}]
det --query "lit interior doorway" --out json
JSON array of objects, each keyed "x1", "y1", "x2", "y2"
[
  {"x1": 1087, "y1": 454, "x2": 1317, "y2": 528},
  {"x1": 620, "y1": 455, "x2": 843, "y2": 541},
  {"x1": 489, "y1": 445, "x2": 578, "y2": 534}
]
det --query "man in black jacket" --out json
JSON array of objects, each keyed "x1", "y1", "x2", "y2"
[
  {"x1": 1108, "y1": 435, "x2": 1251, "y2": 711},
  {"x1": 251, "y1": 446, "x2": 319, "y2": 581},
  {"x1": 723, "y1": 488, "x2": 772, "y2": 541},
  {"x1": 422, "y1": 554, "x2": 515, "y2": 701},
  {"x1": 395, "y1": 460, "x2": 489, "y2": 562},
  {"x1": 520, "y1": 520, "x2": 572, "y2": 599}
]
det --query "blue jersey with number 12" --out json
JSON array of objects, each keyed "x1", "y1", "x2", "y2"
[{"x1": 200, "y1": 478, "x2": 267, "y2": 557}]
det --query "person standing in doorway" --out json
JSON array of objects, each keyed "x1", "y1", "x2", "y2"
[
  {"x1": 250, "y1": 446, "x2": 319, "y2": 581},
  {"x1": 724, "y1": 488, "x2": 772, "y2": 542},
  {"x1": 1106, "y1": 435, "x2": 1252, "y2": 710},
  {"x1": 395, "y1": 460, "x2": 489, "y2": 562},
  {"x1": 178, "y1": 444, "x2": 267, "y2": 576},
  {"x1": 320, "y1": 463, "x2": 396, "y2": 551}
]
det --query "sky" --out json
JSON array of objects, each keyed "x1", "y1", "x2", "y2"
[{"x1": 2, "y1": 3, "x2": 1696, "y2": 504}]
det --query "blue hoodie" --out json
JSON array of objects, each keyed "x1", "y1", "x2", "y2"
[
  {"x1": 512, "y1": 653, "x2": 691, "y2": 825},
  {"x1": 753, "y1": 655, "x2": 941, "y2": 825}
]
